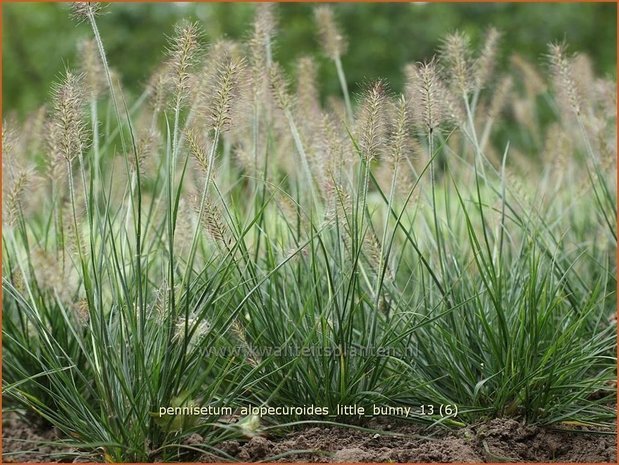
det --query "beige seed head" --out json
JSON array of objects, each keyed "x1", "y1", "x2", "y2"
[
  {"x1": 185, "y1": 127, "x2": 210, "y2": 173},
  {"x1": 474, "y1": 27, "x2": 501, "y2": 92},
  {"x1": 269, "y1": 63, "x2": 293, "y2": 111},
  {"x1": 441, "y1": 31, "x2": 472, "y2": 95},
  {"x1": 31, "y1": 249, "x2": 62, "y2": 294},
  {"x1": 389, "y1": 95, "x2": 410, "y2": 164},
  {"x1": 255, "y1": 3, "x2": 277, "y2": 44},
  {"x1": 146, "y1": 64, "x2": 171, "y2": 113},
  {"x1": 295, "y1": 56, "x2": 321, "y2": 118},
  {"x1": 233, "y1": 143, "x2": 258, "y2": 175},
  {"x1": 248, "y1": 3, "x2": 277, "y2": 71},
  {"x1": 363, "y1": 227, "x2": 384, "y2": 274},
  {"x1": 173, "y1": 315, "x2": 211, "y2": 349},
  {"x1": 196, "y1": 40, "x2": 242, "y2": 98},
  {"x1": 152, "y1": 280, "x2": 171, "y2": 321},
  {"x1": 334, "y1": 183, "x2": 353, "y2": 225},
  {"x1": 273, "y1": 189, "x2": 298, "y2": 222},
  {"x1": 594, "y1": 78, "x2": 617, "y2": 121},
  {"x1": 208, "y1": 56, "x2": 246, "y2": 132},
  {"x1": 78, "y1": 38, "x2": 105, "y2": 99},
  {"x1": 543, "y1": 123, "x2": 572, "y2": 172},
  {"x1": 70, "y1": 2, "x2": 103, "y2": 22},
  {"x1": 317, "y1": 112, "x2": 350, "y2": 197},
  {"x1": 44, "y1": 118, "x2": 64, "y2": 182},
  {"x1": 193, "y1": 196, "x2": 229, "y2": 245},
  {"x1": 2, "y1": 124, "x2": 17, "y2": 175},
  {"x1": 488, "y1": 75, "x2": 513, "y2": 119},
  {"x1": 73, "y1": 299, "x2": 90, "y2": 326},
  {"x1": 548, "y1": 42, "x2": 581, "y2": 116},
  {"x1": 510, "y1": 54, "x2": 546, "y2": 96},
  {"x1": 132, "y1": 128, "x2": 159, "y2": 176},
  {"x1": 167, "y1": 21, "x2": 201, "y2": 102},
  {"x1": 314, "y1": 5, "x2": 347, "y2": 60},
  {"x1": 357, "y1": 80, "x2": 388, "y2": 162},
  {"x1": 20, "y1": 105, "x2": 48, "y2": 158},
  {"x1": 407, "y1": 60, "x2": 445, "y2": 133},
  {"x1": 31, "y1": 247, "x2": 80, "y2": 306},
  {"x1": 62, "y1": 195, "x2": 87, "y2": 257},
  {"x1": 3, "y1": 169, "x2": 31, "y2": 226},
  {"x1": 11, "y1": 269, "x2": 26, "y2": 294},
  {"x1": 50, "y1": 70, "x2": 87, "y2": 163},
  {"x1": 571, "y1": 53, "x2": 595, "y2": 109}
]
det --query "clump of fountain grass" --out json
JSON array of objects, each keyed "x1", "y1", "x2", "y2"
[{"x1": 2, "y1": 2, "x2": 615, "y2": 462}]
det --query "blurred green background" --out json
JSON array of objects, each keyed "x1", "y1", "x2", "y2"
[{"x1": 3, "y1": 2, "x2": 617, "y2": 119}]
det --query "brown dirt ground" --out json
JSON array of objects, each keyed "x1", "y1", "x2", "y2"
[
  {"x1": 3, "y1": 412, "x2": 63, "y2": 463},
  {"x1": 3, "y1": 413, "x2": 616, "y2": 463}
]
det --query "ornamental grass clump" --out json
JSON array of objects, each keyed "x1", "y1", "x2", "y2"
[{"x1": 2, "y1": 3, "x2": 616, "y2": 462}]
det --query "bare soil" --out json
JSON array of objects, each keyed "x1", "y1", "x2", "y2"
[
  {"x1": 2, "y1": 412, "x2": 63, "y2": 463},
  {"x1": 3, "y1": 413, "x2": 616, "y2": 463},
  {"x1": 210, "y1": 419, "x2": 616, "y2": 463}
]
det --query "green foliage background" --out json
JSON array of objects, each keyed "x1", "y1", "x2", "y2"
[{"x1": 3, "y1": 2, "x2": 617, "y2": 119}]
